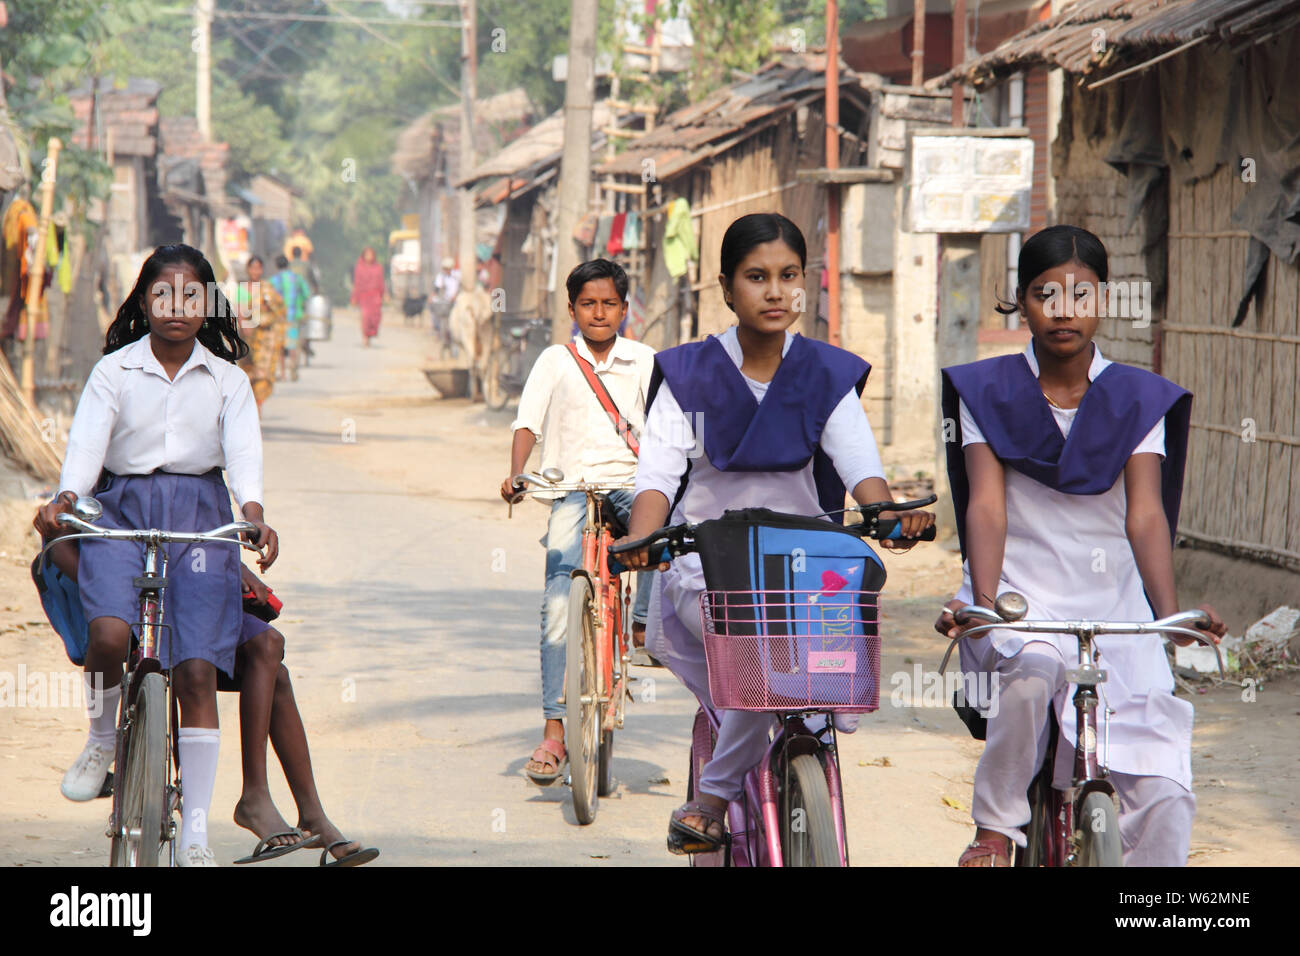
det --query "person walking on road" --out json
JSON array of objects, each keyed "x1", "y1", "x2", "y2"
[
  {"x1": 236, "y1": 255, "x2": 287, "y2": 412},
  {"x1": 351, "y1": 246, "x2": 385, "y2": 347}
]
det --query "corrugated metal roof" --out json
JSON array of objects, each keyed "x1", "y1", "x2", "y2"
[
  {"x1": 458, "y1": 102, "x2": 617, "y2": 188},
  {"x1": 595, "y1": 53, "x2": 875, "y2": 179},
  {"x1": 937, "y1": 0, "x2": 1300, "y2": 87}
]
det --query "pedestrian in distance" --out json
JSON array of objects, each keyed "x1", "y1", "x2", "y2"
[{"x1": 351, "y1": 246, "x2": 385, "y2": 347}]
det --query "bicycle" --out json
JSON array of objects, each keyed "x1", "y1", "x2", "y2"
[
  {"x1": 483, "y1": 313, "x2": 551, "y2": 411},
  {"x1": 508, "y1": 468, "x2": 637, "y2": 824},
  {"x1": 939, "y1": 593, "x2": 1226, "y2": 866},
  {"x1": 610, "y1": 496, "x2": 937, "y2": 866},
  {"x1": 39, "y1": 497, "x2": 264, "y2": 867}
]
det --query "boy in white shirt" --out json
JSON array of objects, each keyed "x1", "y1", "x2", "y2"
[{"x1": 498, "y1": 259, "x2": 656, "y2": 786}]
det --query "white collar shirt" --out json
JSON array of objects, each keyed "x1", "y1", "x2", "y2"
[
  {"x1": 510, "y1": 334, "x2": 656, "y2": 499},
  {"x1": 60, "y1": 336, "x2": 264, "y2": 507}
]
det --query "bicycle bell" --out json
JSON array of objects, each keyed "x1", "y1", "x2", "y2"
[
  {"x1": 995, "y1": 592, "x2": 1028, "y2": 621},
  {"x1": 541, "y1": 467, "x2": 565, "y2": 483},
  {"x1": 74, "y1": 497, "x2": 103, "y2": 523}
]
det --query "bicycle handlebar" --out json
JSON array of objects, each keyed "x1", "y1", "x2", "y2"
[
  {"x1": 41, "y1": 514, "x2": 264, "y2": 571},
  {"x1": 510, "y1": 472, "x2": 635, "y2": 495},
  {"x1": 940, "y1": 595, "x2": 1226, "y2": 678}
]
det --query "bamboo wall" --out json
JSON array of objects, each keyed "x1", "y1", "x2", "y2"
[{"x1": 1163, "y1": 160, "x2": 1300, "y2": 569}]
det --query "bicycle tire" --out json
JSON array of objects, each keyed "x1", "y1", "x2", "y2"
[
  {"x1": 565, "y1": 576, "x2": 600, "y2": 824},
  {"x1": 483, "y1": 351, "x2": 508, "y2": 410},
  {"x1": 782, "y1": 753, "x2": 842, "y2": 867},
  {"x1": 110, "y1": 673, "x2": 167, "y2": 867},
  {"x1": 597, "y1": 730, "x2": 615, "y2": 797},
  {"x1": 1077, "y1": 790, "x2": 1122, "y2": 867}
]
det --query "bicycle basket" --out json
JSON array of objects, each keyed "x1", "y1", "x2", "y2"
[
  {"x1": 690, "y1": 509, "x2": 886, "y2": 712},
  {"x1": 700, "y1": 589, "x2": 881, "y2": 712}
]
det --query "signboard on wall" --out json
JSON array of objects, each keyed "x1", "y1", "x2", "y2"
[{"x1": 909, "y1": 134, "x2": 1033, "y2": 233}]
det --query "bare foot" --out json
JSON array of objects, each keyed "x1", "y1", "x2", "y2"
[{"x1": 233, "y1": 792, "x2": 303, "y2": 848}]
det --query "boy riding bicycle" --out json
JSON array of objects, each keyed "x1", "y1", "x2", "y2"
[{"x1": 499, "y1": 259, "x2": 656, "y2": 786}]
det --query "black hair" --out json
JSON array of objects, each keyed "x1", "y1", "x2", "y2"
[
  {"x1": 246, "y1": 255, "x2": 264, "y2": 270},
  {"x1": 103, "y1": 243, "x2": 248, "y2": 361},
  {"x1": 996, "y1": 224, "x2": 1110, "y2": 314},
  {"x1": 719, "y1": 213, "x2": 807, "y2": 286},
  {"x1": 291, "y1": 246, "x2": 303, "y2": 259},
  {"x1": 274, "y1": 254, "x2": 290, "y2": 269},
  {"x1": 566, "y1": 258, "x2": 629, "y2": 305}
]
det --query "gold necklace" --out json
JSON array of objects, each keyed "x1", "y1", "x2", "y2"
[{"x1": 1041, "y1": 388, "x2": 1064, "y2": 410}]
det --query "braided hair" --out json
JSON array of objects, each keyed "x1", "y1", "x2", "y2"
[{"x1": 104, "y1": 244, "x2": 248, "y2": 361}]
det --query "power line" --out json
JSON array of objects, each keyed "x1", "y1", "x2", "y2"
[{"x1": 159, "y1": 8, "x2": 462, "y2": 28}]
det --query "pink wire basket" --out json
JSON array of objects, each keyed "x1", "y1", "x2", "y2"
[{"x1": 699, "y1": 589, "x2": 882, "y2": 713}]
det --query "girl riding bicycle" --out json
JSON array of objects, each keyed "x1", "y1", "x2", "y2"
[
  {"x1": 618, "y1": 213, "x2": 932, "y2": 854},
  {"x1": 34, "y1": 243, "x2": 278, "y2": 868},
  {"x1": 936, "y1": 225, "x2": 1226, "y2": 867}
]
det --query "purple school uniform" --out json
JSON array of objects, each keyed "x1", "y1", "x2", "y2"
[{"x1": 650, "y1": 332, "x2": 870, "y2": 517}]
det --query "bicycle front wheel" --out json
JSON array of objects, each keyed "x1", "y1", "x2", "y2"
[
  {"x1": 782, "y1": 753, "x2": 843, "y2": 867},
  {"x1": 110, "y1": 673, "x2": 167, "y2": 867},
  {"x1": 566, "y1": 576, "x2": 600, "y2": 824},
  {"x1": 1077, "y1": 790, "x2": 1122, "y2": 867}
]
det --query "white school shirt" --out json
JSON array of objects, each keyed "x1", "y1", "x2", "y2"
[
  {"x1": 954, "y1": 343, "x2": 1192, "y2": 789},
  {"x1": 511, "y1": 334, "x2": 656, "y2": 500},
  {"x1": 636, "y1": 327, "x2": 887, "y2": 597},
  {"x1": 60, "y1": 336, "x2": 264, "y2": 508}
]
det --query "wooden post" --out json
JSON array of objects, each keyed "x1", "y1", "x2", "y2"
[
  {"x1": 21, "y1": 136, "x2": 61, "y2": 405},
  {"x1": 911, "y1": 0, "x2": 925, "y2": 87},
  {"x1": 952, "y1": 0, "x2": 966, "y2": 126},
  {"x1": 553, "y1": 0, "x2": 599, "y2": 344},
  {"x1": 825, "y1": 0, "x2": 841, "y2": 347}
]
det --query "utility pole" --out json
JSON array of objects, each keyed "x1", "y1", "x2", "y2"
[
  {"x1": 825, "y1": 0, "x2": 841, "y2": 347},
  {"x1": 458, "y1": 0, "x2": 477, "y2": 297},
  {"x1": 552, "y1": 0, "x2": 598, "y2": 344},
  {"x1": 196, "y1": 0, "x2": 213, "y2": 140},
  {"x1": 22, "y1": 137, "x2": 61, "y2": 404},
  {"x1": 952, "y1": 0, "x2": 966, "y2": 125},
  {"x1": 911, "y1": 0, "x2": 925, "y2": 87}
]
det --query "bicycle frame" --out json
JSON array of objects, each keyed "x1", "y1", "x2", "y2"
[
  {"x1": 690, "y1": 706, "x2": 848, "y2": 868},
  {"x1": 109, "y1": 538, "x2": 179, "y2": 866},
  {"x1": 573, "y1": 491, "x2": 630, "y2": 734}
]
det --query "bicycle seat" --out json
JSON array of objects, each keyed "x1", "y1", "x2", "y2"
[{"x1": 593, "y1": 495, "x2": 630, "y2": 540}]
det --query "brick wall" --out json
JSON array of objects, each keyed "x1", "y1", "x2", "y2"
[{"x1": 1052, "y1": 84, "x2": 1160, "y2": 371}]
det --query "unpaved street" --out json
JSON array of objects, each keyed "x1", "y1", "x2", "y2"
[{"x1": 1, "y1": 310, "x2": 1296, "y2": 866}]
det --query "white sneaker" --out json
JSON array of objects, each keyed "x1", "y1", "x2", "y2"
[
  {"x1": 177, "y1": 843, "x2": 217, "y2": 867},
  {"x1": 60, "y1": 741, "x2": 113, "y2": 802}
]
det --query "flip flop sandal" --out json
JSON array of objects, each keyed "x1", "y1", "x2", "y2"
[
  {"x1": 667, "y1": 801, "x2": 728, "y2": 856},
  {"x1": 958, "y1": 837, "x2": 1012, "y2": 867},
  {"x1": 319, "y1": 840, "x2": 380, "y2": 868},
  {"x1": 525, "y1": 738, "x2": 567, "y2": 786},
  {"x1": 233, "y1": 829, "x2": 322, "y2": 865},
  {"x1": 629, "y1": 646, "x2": 662, "y2": 667}
]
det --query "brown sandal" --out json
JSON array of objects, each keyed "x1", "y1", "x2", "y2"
[
  {"x1": 525, "y1": 738, "x2": 567, "y2": 786},
  {"x1": 959, "y1": 836, "x2": 1012, "y2": 867}
]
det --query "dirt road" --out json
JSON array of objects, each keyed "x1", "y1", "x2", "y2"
[{"x1": 1, "y1": 311, "x2": 1295, "y2": 866}]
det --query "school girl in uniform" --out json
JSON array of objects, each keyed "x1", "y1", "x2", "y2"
[
  {"x1": 618, "y1": 213, "x2": 932, "y2": 854},
  {"x1": 936, "y1": 225, "x2": 1226, "y2": 867},
  {"x1": 35, "y1": 243, "x2": 278, "y2": 867}
]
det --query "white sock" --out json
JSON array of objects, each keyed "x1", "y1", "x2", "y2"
[
  {"x1": 86, "y1": 677, "x2": 121, "y2": 749},
  {"x1": 178, "y1": 728, "x2": 220, "y2": 850}
]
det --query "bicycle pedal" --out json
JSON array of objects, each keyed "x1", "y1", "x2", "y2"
[{"x1": 97, "y1": 771, "x2": 114, "y2": 799}]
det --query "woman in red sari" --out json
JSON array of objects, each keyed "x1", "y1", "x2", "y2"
[{"x1": 351, "y1": 247, "x2": 386, "y2": 346}]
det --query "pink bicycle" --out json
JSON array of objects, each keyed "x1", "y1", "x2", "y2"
[{"x1": 611, "y1": 496, "x2": 936, "y2": 866}]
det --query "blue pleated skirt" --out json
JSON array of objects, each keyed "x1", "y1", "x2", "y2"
[{"x1": 77, "y1": 469, "x2": 243, "y2": 676}]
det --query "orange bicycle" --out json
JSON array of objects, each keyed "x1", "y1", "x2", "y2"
[{"x1": 509, "y1": 468, "x2": 635, "y2": 824}]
